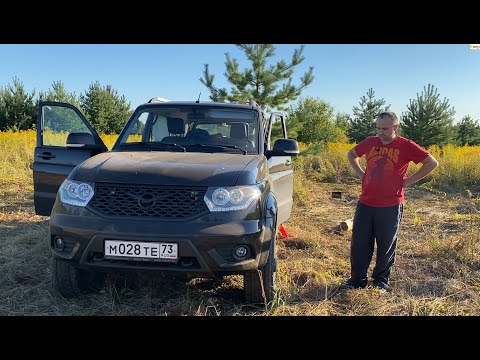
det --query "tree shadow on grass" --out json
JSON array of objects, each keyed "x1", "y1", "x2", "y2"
[{"x1": 74, "y1": 271, "x2": 260, "y2": 316}]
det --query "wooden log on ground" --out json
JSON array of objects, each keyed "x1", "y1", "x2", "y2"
[{"x1": 339, "y1": 219, "x2": 354, "y2": 231}]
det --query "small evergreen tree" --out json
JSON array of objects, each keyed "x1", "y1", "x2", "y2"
[
  {"x1": 39, "y1": 80, "x2": 80, "y2": 107},
  {"x1": 456, "y1": 115, "x2": 480, "y2": 146},
  {"x1": 200, "y1": 44, "x2": 314, "y2": 112},
  {"x1": 401, "y1": 84, "x2": 455, "y2": 148},
  {"x1": 80, "y1": 81, "x2": 132, "y2": 134},
  {"x1": 39, "y1": 81, "x2": 86, "y2": 133},
  {"x1": 347, "y1": 88, "x2": 390, "y2": 143},
  {"x1": 0, "y1": 77, "x2": 37, "y2": 131}
]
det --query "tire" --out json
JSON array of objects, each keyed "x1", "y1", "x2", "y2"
[
  {"x1": 244, "y1": 234, "x2": 276, "y2": 304},
  {"x1": 53, "y1": 258, "x2": 104, "y2": 298}
]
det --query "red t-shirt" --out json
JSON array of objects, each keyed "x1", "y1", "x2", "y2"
[{"x1": 354, "y1": 136, "x2": 429, "y2": 207}]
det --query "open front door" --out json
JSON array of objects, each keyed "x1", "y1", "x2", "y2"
[
  {"x1": 33, "y1": 101, "x2": 108, "y2": 216},
  {"x1": 266, "y1": 112, "x2": 294, "y2": 225}
]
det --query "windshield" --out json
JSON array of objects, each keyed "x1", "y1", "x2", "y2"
[{"x1": 116, "y1": 105, "x2": 259, "y2": 154}]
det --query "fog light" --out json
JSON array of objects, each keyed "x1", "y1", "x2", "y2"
[
  {"x1": 233, "y1": 245, "x2": 249, "y2": 260},
  {"x1": 54, "y1": 236, "x2": 65, "y2": 252}
]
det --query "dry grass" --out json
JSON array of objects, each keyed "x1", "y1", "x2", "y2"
[
  {"x1": 1, "y1": 131, "x2": 480, "y2": 315},
  {"x1": 1, "y1": 176, "x2": 479, "y2": 316},
  {"x1": 295, "y1": 142, "x2": 480, "y2": 193}
]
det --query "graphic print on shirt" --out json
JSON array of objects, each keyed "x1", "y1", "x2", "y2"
[{"x1": 363, "y1": 146, "x2": 400, "y2": 189}]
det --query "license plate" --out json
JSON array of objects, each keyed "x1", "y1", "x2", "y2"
[{"x1": 104, "y1": 240, "x2": 178, "y2": 261}]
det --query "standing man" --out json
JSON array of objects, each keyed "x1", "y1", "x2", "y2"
[{"x1": 342, "y1": 111, "x2": 439, "y2": 292}]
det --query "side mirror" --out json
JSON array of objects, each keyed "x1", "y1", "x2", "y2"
[
  {"x1": 66, "y1": 132, "x2": 104, "y2": 151},
  {"x1": 66, "y1": 132, "x2": 95, "y2": 147},
  {"x1": 267, "y1": 138, "x2": 299, "y2": 157}
]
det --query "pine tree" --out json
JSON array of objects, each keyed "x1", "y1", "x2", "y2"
[
  {"x1": 347, "y1": 88, "x2": 390, "y2": 143},
  {"x1": 80, "y1": 81, "x2": 132, "y2": 134},
  {"x1": 39, "y1": 81, "x2": 80, "y2": 107},
  {"x1": 456, "y1": 115, "x2": 480, "y2": 146},
  {"x1": 39, "y1": 81, "x2": 86, "y2": 133},
  {"x1": 0, "y1": 77, "x2": 37, "y2": 131},
  {"x1": 200, "y1": 44, "x2": 314, "y2": 111},
  {"x1": 401, "y1": 84, "x2": 455, "y2": 148}
]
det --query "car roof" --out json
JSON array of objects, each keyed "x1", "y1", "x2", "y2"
[{"x1": 138, "y1": 101, "x2": 258, "y2": 111}]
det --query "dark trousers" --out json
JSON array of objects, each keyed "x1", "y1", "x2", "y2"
[{"x1": 350, "y1": 202, "x2": 404, "y2": 286}]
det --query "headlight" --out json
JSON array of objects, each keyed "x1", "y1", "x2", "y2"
[
  {"x1": 59, "y1": 179, "x2": 95, "y2": 207},
  {"x1": 204, "y1": 186, "x2": 261, "y2": 212}
]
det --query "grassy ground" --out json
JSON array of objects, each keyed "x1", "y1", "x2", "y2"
[{"x1": 1, "y1": 176, "x2": 479, "y2": 316}]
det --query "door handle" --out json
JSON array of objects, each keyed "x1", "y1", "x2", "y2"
[
  {"x1": 37, "y1": 152, "x2": 56, "y2": 160},
  {"x1": 285, "y1": 160, "x2": 292, "y2": 166}
]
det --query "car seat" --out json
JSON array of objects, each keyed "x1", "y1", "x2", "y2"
[
  {"x1": 161, "y1": 117, "x2": 185, "y2": 143},
  {"x1": 230, "y1": 123, "x2": 254, "y2": 150},
  {"x1": 230, "y1": 123, "x2": 248, "y2": 139}
]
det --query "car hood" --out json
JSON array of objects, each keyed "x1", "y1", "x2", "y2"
[{"x1": 73, "y1": 151, "x2": 260, "y2": 186}]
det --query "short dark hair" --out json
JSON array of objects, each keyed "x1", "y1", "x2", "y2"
[{"x1": 377, "y1": 111, "x2": 398, "y2": 125}]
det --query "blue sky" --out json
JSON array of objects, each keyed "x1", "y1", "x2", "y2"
[{"x1": 0, "y1": 44, "x2": 478, "y2": 122}]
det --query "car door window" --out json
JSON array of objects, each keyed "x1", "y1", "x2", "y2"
[{"x1": 42, "y1": 105, "x2": 91, "y2": 146}]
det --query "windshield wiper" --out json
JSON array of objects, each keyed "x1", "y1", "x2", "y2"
[
  {"x1": 184, "y1": 143, "x2": 247, "y2": 155},
  {"x1": 120, "y1": 142, "x2": 186, "y2": 152}
]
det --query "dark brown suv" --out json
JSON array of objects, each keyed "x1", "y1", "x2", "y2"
[{"x1": 33, "y1": 99, "x2": 298, "y2": 303}]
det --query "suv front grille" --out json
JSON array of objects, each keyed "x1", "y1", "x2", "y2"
[{"x1": 88, "y1": 183, "x2": 209, "y2": 219}]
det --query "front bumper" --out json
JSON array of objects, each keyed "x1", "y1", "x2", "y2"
[{"x1": 49, "y1": 211, "x2": 272, "y2": 277}]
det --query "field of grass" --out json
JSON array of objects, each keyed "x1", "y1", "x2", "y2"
[{"x1": 1, "y1": 131, "x2": 479, "y2": 315}]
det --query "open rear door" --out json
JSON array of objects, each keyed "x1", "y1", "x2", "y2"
[{"x1": 33, "y1": 101, "x2": 108, "y2": 216}]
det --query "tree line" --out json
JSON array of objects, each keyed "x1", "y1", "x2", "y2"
[
  {"x1": 0, "y1": 78, "x2": 131, "y2": 134},
  {"x1": 1, "y1": 44, "x2": 479, "y2": 147},
  {"x1": 274, "y1": 86, "x2": 480, "y2": 148},
  {"x1": 201, "y1": 45, "x2": 480, "y2": 148}
]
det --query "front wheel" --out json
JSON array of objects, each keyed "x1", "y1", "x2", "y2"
[
  {"x1": 53, "y1": 258, "x2": 104, "y2": 298},
  {"x1": 244, "y1": 236, "x2": 276, "y2": 304}
]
